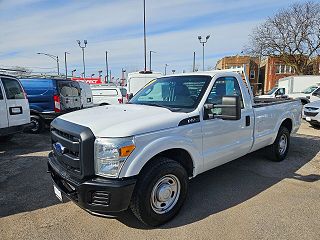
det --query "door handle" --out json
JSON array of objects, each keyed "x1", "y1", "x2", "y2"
[{"x1": 245, "y1": 116, "x2": 250, "y2": 126}]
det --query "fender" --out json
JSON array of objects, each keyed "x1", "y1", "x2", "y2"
[
  {"x1": 271, "y1": 111, "x2": 295, "y2": 143},
  {"x1": 119, "y1": 135, "x2": 203, "y2": 178}
]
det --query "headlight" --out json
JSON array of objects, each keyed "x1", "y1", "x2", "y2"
[{"x1": 94, "y1": 137, "x2": 135, "y2": 178}]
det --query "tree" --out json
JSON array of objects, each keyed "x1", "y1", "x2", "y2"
[{"x1": 246, "y1": 1, "x2": 320, "y2": 75}]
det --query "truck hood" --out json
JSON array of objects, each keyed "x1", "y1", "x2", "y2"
[
  {"x1": 58, "y1": 104, "x2": 189, "y2": 137},
  {"x1": 305, "y1": 100, "x2": 320, "y2": 108}
]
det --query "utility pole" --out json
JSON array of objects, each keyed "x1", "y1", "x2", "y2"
[
  {"x1": 77, "y1": 40, "x2": 87, "y2": 78},
  {"x1": 193, "y1": 51, "x2": 196, "y2": 72},
  {"x1": 105, "y1": 51, "x2": 109, "y2": 83},
  {"x1": 164, "y1": 64, "x2": 168, "y2": 75},
  {"x1": 149, "y1": 50, "x2": 156, "y2": 71},
  {"x1": 143, "y1": 0, "x2": 147, "y2": 72},
  {"x1": 198, "y1": 35, "x2": 210, "y2": 71},
  {"x1": 64, "y1": 52, "x2": 69, "y2": 79}
]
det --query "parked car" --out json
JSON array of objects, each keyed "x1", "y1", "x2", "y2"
[
  {"x1": 303, "y1": 100, "x2": 320, "y2": 127},
  {"x1": 48, "y1": 69, "x2": 302, "y2": 226},
  {"x1": 90, "y1": 84, "x2": 123, "y2": 105},
  {"x1": 20, "y1": 78, "x2": 81, "y2": 133},
  {"x1": 257, "y1": 85, "x2": 320, "y2": 104},
  {"x1": 0, "y1": 74, "x2": 30, "y2": 140},
  {"x1": 119, "y1": 86, "x2": 128, "y2": 104},
  {"x1": 78, "y1": 81, "x2": 94, "y2": 108},
  {"x1": 127, "y1": 71, "x2": 162, "y2": 97}
]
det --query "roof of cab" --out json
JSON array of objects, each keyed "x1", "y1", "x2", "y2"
[{"x1": 159, "y1": 68, "x2": 245, "y2": 78}]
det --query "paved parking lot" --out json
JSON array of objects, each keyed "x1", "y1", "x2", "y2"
[{"x1": 0, "y1": 121, "x2": 320, "y2": 240}]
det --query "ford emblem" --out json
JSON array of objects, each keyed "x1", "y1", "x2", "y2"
[{"x1": 53, "y1": 142, "x2": 66, "y2": 156}]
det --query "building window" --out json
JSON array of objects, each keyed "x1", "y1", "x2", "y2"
[
  {"x1": 250, "y1": 70, "x2": 255, "y2": 79},
  {"x1": 275, "y1": 64, "x2": 295, "y2": 74}
]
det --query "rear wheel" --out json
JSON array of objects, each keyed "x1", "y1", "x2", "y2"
[
  {"x1": 28, "y1": 115, "x2": 44, "y2": 134},
  {"x1": 130, "y1": 157, "x2": 188, "y2": 226},
  {"x1": 266, "y1": 126, "x2": 290, "y2": 162}
]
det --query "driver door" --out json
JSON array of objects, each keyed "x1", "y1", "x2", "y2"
[{"x1": 201, "y1": 76, "x2": 254, "y2": 171}]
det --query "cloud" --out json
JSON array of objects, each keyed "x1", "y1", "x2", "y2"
[{"x1": 0, "y1": 0, "x2": 308, "y2": 77}]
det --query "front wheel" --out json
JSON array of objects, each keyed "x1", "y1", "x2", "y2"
[
  {"x1": 130, "y1": 157, "x2": 189, "y2": 226},
  {"x1": 266, "y1": 126, "x2": 290, "y2": 162}
]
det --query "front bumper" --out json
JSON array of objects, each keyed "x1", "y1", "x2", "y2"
[{"x1": 48, "y1": 152, "x2": 136, "y2": 216}]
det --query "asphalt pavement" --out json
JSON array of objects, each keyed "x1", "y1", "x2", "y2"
[{"x1": 0, "y1": 121, "x2": 319, "y2": 240}]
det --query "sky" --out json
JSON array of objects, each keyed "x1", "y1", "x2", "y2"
[{"x1": 0, "y1": 0, "x2": 309, "y2": 79}]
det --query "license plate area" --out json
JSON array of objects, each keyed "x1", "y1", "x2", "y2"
[
  {"x1": 53, "y1": 184, "x2": 63, "y2": 202},
  {"x1": 306, "y1": 117, "x2": 311, "y2": 121}
]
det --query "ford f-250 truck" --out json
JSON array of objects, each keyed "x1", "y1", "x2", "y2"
[{"x1": 48, "y1": 69, "x2": 302, "y2": 226}]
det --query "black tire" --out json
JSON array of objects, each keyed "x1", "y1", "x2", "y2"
[
  {"x1": 266, "y1": 126, "x2": 290, "y2": 162},
  {"x1": 130, "y1": 157, "x2": 189, "y2": 226},
  {"x1": 28, "y1": 115, "x2": 44, "y2": 134},
  {"x1": 0, "y1": 135, "x2": 13, "y2": 142}
]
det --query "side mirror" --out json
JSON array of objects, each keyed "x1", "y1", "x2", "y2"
[
  {"x1": 128, "y1": 93, "x2": 134, "y2": 101},
  {"x1": 204, "y1": 96, "x2": 241, "y2": 121}
]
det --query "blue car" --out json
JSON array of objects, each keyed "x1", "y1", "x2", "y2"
[{"x1": 20, "y1": 78, "x2": 81, "y2": 133}]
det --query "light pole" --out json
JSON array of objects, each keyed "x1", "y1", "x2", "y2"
[
  {"x1": 105, "y1": 51, "x2": 109, "y2": 83},
  {"x1": 164, "y1": 64, "x2": 168, "y2": 75},
  {"x1": 64, "y1": 52, "x2": 69, "y2": 79},
  {"x1": 81, "y1": 72, "x2": 84, "y2": 78},
  {"x1": 149, "y1": 50, "x2": 156, "y2": 71},
  {"x1": 77, "y1": 40, "x2": 87, "y2": 78},
  {"x1": 143, "y1": 0, "x2": 147, "y2": 72},
  {"x1": 193, "y1": 51, "x2": 196, "y2": 72},
  {"x1": 71, "y1": 69, "x2": 76, "y2": 77},
  {"x1": 198, "y1": 35, "x2": 210, "y2": 71},
  {"x1": 37, "y1": 52, "x2": 59, "y2": 75},
  {"x1": 98, "y1": 70, "x2": 103, "y2": 78},
  {"x1": 121, "y1": 68, "x2": 126, "y2": 86}
]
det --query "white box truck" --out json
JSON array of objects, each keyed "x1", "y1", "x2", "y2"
[
  {"x1": 127, "y1": 71, "x2": 162, "y2": 97},
  {"x1": 278, "y1": 75, "x2": 320, "y2": 93}
]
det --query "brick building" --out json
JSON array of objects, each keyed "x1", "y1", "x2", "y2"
[{"x1": 215, "y1": 55, "x2": 260, "y2": 93}]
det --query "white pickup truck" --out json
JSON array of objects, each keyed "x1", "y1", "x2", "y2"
[{"x1": 48, "y1": 70, "x2": 302, "y2": 226}]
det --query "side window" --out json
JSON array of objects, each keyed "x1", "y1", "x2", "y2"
[
  {"x1": 2, "y1": 78, "x2": 24, "y2": 99},
  {"x1": 206, "y1": 77, "x2": 243, "y2": 114}
]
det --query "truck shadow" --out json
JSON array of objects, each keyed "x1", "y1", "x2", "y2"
[{"x1": 117, "y1": 134, "x2": 320, "y2": 229}]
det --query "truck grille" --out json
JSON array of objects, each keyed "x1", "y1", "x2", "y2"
[
  {"x1": 304, "y1": 111, "x2": 318, "y2": 117},
  {"x1": 51, "y1": 128, "x2": 81, "y2": 173},
  {"x1": 50, "y1": 118, "x2": 96, "y2": 179}
]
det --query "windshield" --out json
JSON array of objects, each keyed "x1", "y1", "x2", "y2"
[
  {"x1": 266, "y1": 87, "x2": 278, "y2": 95},
  {"x1": 312, "y1": 88, "x2": 320, "y2": 97},
  {"x1": 303, "y1": 86, "x2": 318, "y2": 94},
  {"x1": 129, "y1": 75, "x2": 211, "y2": 111}
]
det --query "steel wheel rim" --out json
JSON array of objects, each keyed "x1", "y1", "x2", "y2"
[
  {"x1": 30, "y1": 118, "x2": 39, "y2": 132},
  {"x1": 279, "y1": 134, "x2": 287, "y2": 155},
  {"x1": 150, "y1": 174, "x2": 181, "y2": 214}
]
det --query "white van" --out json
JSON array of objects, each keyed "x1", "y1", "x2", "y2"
[
  {"x1": 127, "y1": 71, "x2": 162, "y2": 97},
  {"x1": 0, "y1": 75, "x2": 30, "y2": 140},
  {"x1": 90, "y1": 84, "x2": 124, "y2": 105},
  {"x1": 78, "y1": 81, "x2": 94, "y2": 108}
]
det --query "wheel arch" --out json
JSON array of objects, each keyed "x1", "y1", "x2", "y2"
[{"x1": 120, "y1": 136, "x2": 202, "y2": 178}]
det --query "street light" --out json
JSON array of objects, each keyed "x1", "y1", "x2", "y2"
[
  {"x1": 198, "y1": 35, "x2": 210, "y2": 71},
  {"x1": 81, "y1": 72, "x2": 84, "y2": 78},
  {"x1": 37, "y1": 52, "x2": 59, "y2": 75},
  {"x1": 164, "y1": 64, "x2": 169, "y2": 75},
  {"x1": 71, "y1": 69, "x2": 76, "y2": 77},
  {"x1": 172, "y1": 69, "x2": 176, "y2": 74},
  {"x1": 98, "y1": 70, "x2": 103, "y2": 78},
  {"x1": 149, "y1": 51, "x2": 156, "y2": 71},
  {"x1": 77, "y1": 40, "x2": 87, "y2": 78},
  {"x1": 91, "y1": 74, "x2": 95, "y2": 78}
]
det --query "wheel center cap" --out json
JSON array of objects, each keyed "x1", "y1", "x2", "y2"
[{"x1": 157, "y1": 184, "x2": 172, "y2": 202}]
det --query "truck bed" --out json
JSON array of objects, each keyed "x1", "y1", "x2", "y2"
[{"x1": 253, "y1": 97, "x2": 297, "y2": 108}]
